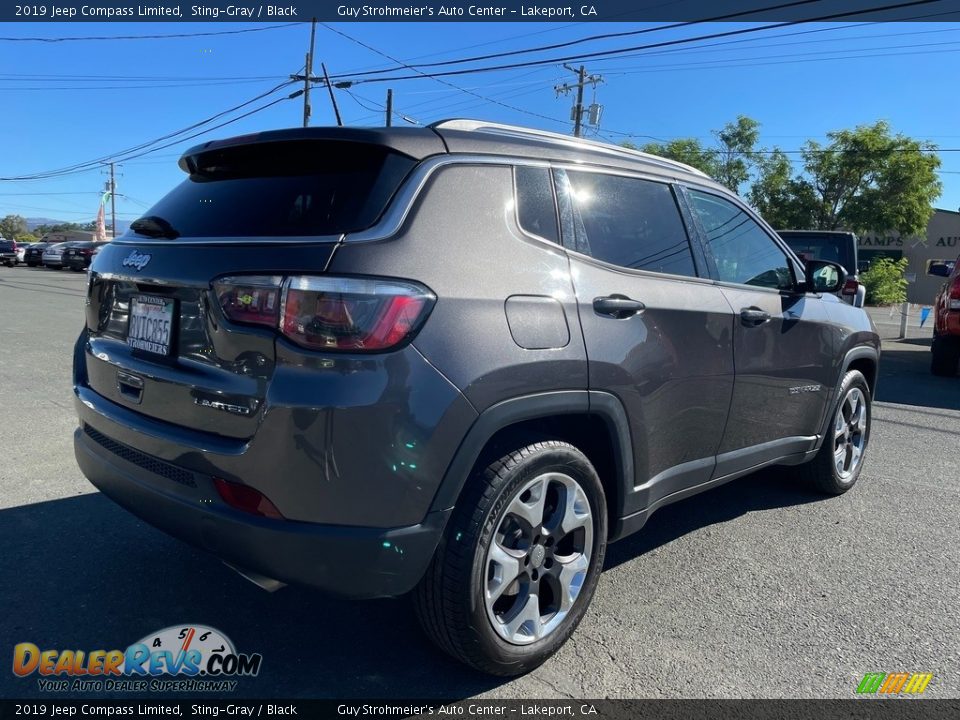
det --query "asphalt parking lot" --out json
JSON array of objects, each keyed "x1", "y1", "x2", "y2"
[{"x1": 1, "y1": 264, "x2": 958, "y2": 700}]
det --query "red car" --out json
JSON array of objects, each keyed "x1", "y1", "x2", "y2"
[{"x1": 930, "y1": 256, "x2": 960, "y2": 376}]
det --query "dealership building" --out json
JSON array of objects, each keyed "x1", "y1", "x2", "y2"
[{"x1": 858, "y1": 208, "x2": 960, "y2": 304}]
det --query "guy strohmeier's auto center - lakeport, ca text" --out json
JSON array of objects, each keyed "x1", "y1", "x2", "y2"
[{"x1": 335, "y1": 4, "x2": 598, "y2": 18}]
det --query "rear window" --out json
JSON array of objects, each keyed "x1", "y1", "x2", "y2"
[
  {"x1": 136, "y1": 141, "x2": 417, "y2": 238},
  {"x1": 0, "y1": 241, "x2": 14, "y2": 250},
  {"x1": 779, "y1": 232, "x2": 856, "y2": 274}
]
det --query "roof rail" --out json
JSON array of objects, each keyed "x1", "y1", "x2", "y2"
[{"x1": 430, "y1": 118, "x2": 710, "y2": 179}]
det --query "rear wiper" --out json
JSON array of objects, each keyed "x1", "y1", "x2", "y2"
[{"x1": 130, "y1": 215, "x2": 180, "y2": 239}]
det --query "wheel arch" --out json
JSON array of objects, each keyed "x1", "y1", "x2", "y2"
[
  {"x1": 429, "y1": 391, "x2": 634, "y2": 539},
  {"x1": 816, "y1": 345, "x2": 879, "y2": 447}
]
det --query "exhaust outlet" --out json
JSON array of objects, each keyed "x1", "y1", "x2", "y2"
[{"x1": 224, "y1": 562, "x2": 287, "y2": 593}]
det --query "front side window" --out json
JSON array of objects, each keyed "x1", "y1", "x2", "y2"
[
  {"x1": 561, "y1": 170, "x2": 698, "y2": 278},
  {"x1": 687, "y1": 189, "x2": 794, "y2": 290}
]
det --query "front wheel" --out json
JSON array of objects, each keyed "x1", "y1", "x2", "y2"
[
  {"x1": 414, "y1": 440, "x2": 607, "y2": 676},
  {"x1": 801, "y1": 370, "x2": 871, "y2": 495}
]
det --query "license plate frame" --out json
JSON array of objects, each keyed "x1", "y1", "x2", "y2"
[{"x1": 127, "y1": 295, "x2": 176, "y2": 356}]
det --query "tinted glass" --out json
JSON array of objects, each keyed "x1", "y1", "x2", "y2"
[
  {"x1": 564, "y1": 170, "x2": 697, "y2": 277},
  {"x1": 778, "y1": 232, "x2": 856, "y2": 274},
  {"x1": 0, "y1": 241, "x2": 14, "y2": 250},
  {"x1": 687, "y1": 189, "x2": 794, "y2": 290},
  {"x1": 514, "y1": 166, "x2": 559, "y2": 243},
  {"x1": 137, "y1": 141, "x2": 415, "y2": 238}
]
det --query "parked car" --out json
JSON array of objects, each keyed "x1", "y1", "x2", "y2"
[
  {"x1": 64, "y1": 241, "x2": 109, "y2": 272},
  {"x1": 777, "y1": 230, "x2": 866, "y2": 307},
  {"x1": 929, "y1": 255, "x2": 960, "y2": 376},
  {"x1": 73, "y1": 121, "x2": 880, "y2": 676},
  {"x1": 42, "y1": 242, "x2": 74, "y2": 269},
  {"x1": 0, "y1": 239, "x2": 17, "y2": 267},
  {"x1": 23, "y1": 242, "x2": 53, "y2": 267}
]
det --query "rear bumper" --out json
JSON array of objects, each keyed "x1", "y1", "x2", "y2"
[{"x1": 74, "y1": 424, "x2": 449, "y2": 599}]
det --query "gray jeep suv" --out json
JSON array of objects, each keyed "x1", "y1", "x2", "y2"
[{"x1": 73, "y1": 120, "x2": 880, "y2": 676}]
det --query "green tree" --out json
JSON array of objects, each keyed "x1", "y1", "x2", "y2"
[
  {"x1": 859, "y1": 257, "x2": 909, "y2": 305},
  {"x1": 796, "y1": 121, "x2": 941, "y2": 236},
  {"x1": 748, "y1": 149, "x2": 818, "y2": 229},
  {"x1": 31, "y1": 222, "x2": 83, "y2": 238},
  {"x1": 635, "y1": 116, "x2": 761, "y2": 193},
  {"x1": 15, "y1": 232, "x2": 35, "y2": 244},
  {"x1": 638, "y1": 137, "x2": 719, "y2": 178},
  {"x1": 713, "y1": 115, "x2": 760, "y2": 192},
  {"x1": 0, "y1": 214, "x2": 28, "y2": 241}
]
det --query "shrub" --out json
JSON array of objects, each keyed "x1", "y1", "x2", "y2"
[{"x1": 860, "y1": 257, "x2": 909, "y2": 305}]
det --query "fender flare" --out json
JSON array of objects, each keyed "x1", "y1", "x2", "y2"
[
  {"x1": 816, "y1": 344, "x2": 880, "y2": 447},
  {"x1": 428, "y1": 390, "x2": 635, "y2": 524}
]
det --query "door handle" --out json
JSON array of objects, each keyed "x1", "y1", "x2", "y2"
[
  {"x1": 740, "y1": 307, "x2": 771, "y2": 327},
  {"x1": 593, "y1": 295, "x2": 645, "y2": 319}
]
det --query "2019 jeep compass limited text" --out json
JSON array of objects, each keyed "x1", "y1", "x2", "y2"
[{"x1": 73, "y1": 121, "x2": 880, "y2": 676}]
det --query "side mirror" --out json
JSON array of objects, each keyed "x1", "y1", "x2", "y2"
[
  {"x1": 804, "y1": 260, "x2": 847, "y2": 294},
  {"x1": 928, "y1": 262, "x2": 952, "y2": 278}
]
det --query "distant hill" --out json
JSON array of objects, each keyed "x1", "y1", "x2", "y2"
[{"x1": 25, "y1": 217, "x2": 132, "y2": 234}]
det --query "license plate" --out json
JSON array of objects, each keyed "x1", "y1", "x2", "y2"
[{"x1": 127, "y1": 295, "x2": 175, "y2": 356}]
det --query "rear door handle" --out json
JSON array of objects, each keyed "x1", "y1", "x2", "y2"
[
  {"x1": 740, "y1": 307, "x2": 772, "y2": 327},
  {"x1": 593, "y1": 295, "x2": 645, "y2": 319}
]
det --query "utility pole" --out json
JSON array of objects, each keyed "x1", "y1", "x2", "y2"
[
  {"x1": 108, "y1": 163, "x2": 117, "y2": 239},
  {"x1": 302, "y1": 18, "x2": 317, "y2": 127},
  {"x1": 386, "y1": 89, "x2": 393, "y2": 127},
  {"x1": 555, "y1": 64, "x2": 603, "y2": 138}
]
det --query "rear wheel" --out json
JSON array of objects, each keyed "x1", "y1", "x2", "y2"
[
  {"x1": 931, "y1": 334, "x2": 960, "y2": 377},
  {"x1": 800, "y1": 370, "x2": 871, "y2": 495},
  {"x1": 414, "y1": 440, "x2": 607, "y2": 676}
]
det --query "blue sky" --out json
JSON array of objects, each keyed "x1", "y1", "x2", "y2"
[{"x1": 1, "y1": 20, "x2": 959, "y2": 228}]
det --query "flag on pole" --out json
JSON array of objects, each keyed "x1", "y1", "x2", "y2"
[{"x1": 95, "y1": 191, "x2": 110, "y2": 241}]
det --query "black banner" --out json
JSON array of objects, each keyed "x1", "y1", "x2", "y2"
[
  {"x1": 3, "y1": 0, "x2": 960, "y2": 23},
  {"x1": 3, "y1": 700, "x2": 960, "y2": 720}
]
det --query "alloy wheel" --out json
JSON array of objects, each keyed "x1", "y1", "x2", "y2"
[{"x1": 484, "y1": 472, "x2": 593, "y2": 645}]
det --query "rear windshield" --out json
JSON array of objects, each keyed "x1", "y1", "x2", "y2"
[
  {"x1": 779, "y1": 232, "x2": 857, "y2": 273},
  {"x1": 0, "y1": 241, "x2": 14, "y2": 250},
  {"x1": 134, "y1": 141, "x2": 416, "y2": 238}
]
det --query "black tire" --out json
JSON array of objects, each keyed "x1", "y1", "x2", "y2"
[
  {"x1": 414, "y1": 440, "x2": 607, "y2": 676},
  {"x1": 800, "y1": 370, "x2": 871, "y2": 495},
  {"x1": 931, "y1": 334, "x2": 960, "y2": 377}
]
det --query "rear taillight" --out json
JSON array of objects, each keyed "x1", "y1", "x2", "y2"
[
  {"x1": 842, "y1": 278, "x2": 859, "y2": 296},
  {"x1": 281, "y1": 276, "x2": 435, "y2": 352},
  {"x1": 214, "y1": 274, "x2": 435, "y2": 352},
  {"x1": 213, "y1": 477, "x2": 283, "y2": 519},
  {"x1": 213, "y1": 276, "x2": 283, "y2": 328},
  {"x1": 949, "y1": 278, "x2": 960, "y2": 310}
]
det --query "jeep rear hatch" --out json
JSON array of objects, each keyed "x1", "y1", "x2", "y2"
[{"x1": 82, "y1": 133, "x2": 439, "y2": 439}]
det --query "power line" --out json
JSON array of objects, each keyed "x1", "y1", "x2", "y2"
[
  {"x1": 0, "y1": 23, "x2": 302, "y2": 43},
  {"x1": 331, "y1": 0, "x2": 940, "y2": 85},
  {"x1": 326, "y1": 0, "x2": 831, "y2": 81},
  {"x1": 320, "y1": 24, "x2": 571, "y2": 128},
  {"x1": 1, "y1": 81, "x2": 296, "y2": 181}
]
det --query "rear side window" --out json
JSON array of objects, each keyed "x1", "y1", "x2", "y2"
[
  {"x1": 560, "y1": 170, "x2": 697, "y2": 277},
  {"x1": 514, "y1": 166, "x2": 559, "y2": 244},
  {"x1": 136, "y1": 141, "x2": 416, "y2": 238}
]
